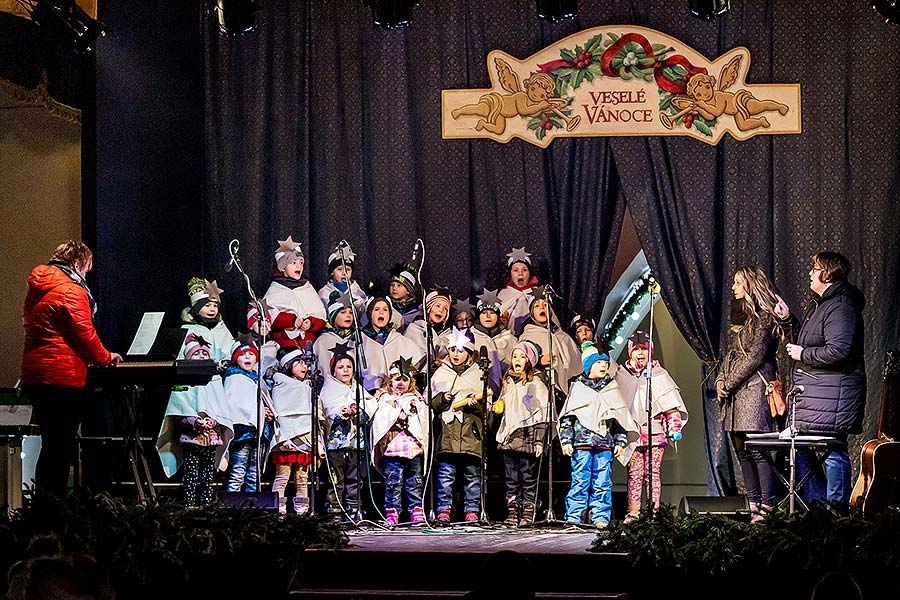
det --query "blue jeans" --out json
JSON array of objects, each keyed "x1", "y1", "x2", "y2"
[
  {"x1": 383, "y1": 455, "x2": 424, "y2": 512},
  {"x1": 824, "y1": 448, "x2": 851, "y2": 507},
  {"x1": 437, "y1": 454, "x2": 481, "y2": 514},
  {"x1": 798, "y1": 442, "x2": 851, "y2": 510},
  {"x1": 565, "y1": 448, "x2": 613, "y2": 524},
  {"x1": 226, "y1": 441, "x2": 259, "y2": 492}
]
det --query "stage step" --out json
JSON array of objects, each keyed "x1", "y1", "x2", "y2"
[
  {"x1": 290, "y1": 590, "x2": 626, "y2": 599},
  {"x1": 293, "y1": 527, "x2": 631, "y2": 598}
]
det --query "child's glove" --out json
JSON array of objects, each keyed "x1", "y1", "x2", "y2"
[{"x1": 668, "y1": 431, "x2": 683, "y2": 442}]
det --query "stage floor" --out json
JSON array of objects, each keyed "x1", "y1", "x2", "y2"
[{"x1": 340, "y1": 523, "x2": 610, "y2": 555}]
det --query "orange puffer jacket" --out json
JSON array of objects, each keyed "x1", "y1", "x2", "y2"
[{"x1": 20, "y1": 265, "x2": 113, "y2": 388}]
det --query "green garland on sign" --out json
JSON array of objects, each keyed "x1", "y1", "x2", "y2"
[{"x1": 603, "y1": 272, "x2": 653, "y2": 343}]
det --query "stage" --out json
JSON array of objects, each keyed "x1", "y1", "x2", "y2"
[{"x1": 294, "y1": 523, "x2": 630, "y2": 599}]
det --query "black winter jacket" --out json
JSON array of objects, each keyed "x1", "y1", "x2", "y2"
[{"x1": 791, "y1": 280, "x2": 866, "y2": 434}]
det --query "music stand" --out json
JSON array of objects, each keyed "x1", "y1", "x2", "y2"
[{"x1": 744, "y1": 388, "x2": 844, "y2": 513}]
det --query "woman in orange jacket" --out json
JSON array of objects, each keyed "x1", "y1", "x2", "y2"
[{"x1": 19, "y1": 241, "x2": 122, "y2": 497}]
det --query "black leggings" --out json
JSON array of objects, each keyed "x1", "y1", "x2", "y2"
[
  {"x1": 24, "y1": 384, "x2": 84, "y2": 498},
  {"x1": 731, "y1": 432, "x2": 777, "y2": 506}
]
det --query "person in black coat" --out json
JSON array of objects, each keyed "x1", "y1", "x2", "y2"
[{"x1": 778, "y1": 251, "x2": 866, "y2": 511}]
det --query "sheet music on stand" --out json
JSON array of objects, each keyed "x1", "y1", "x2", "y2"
[{"x1": 127, "y1": 312, "x2": 165, "y2": 356}]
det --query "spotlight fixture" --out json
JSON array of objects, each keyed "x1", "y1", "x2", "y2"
[
  {"x1": 688, "y1": 0, "x2": 731, "y2": 20},
  {"x1": 213, "y1": 0, "x2": 262, "y2": 37},
  {"x1": 534, "y1": 0, "x2": 577, "y2": 23},
  {"x1": 365, "y1": 0, "x2": 418, "y2": 30},
  {"x1": 26, "y1": 0, "x2": 106, "y2": 53},
  {"x1": 873, "y1": 0, "x2": 900, "y2": 25}
]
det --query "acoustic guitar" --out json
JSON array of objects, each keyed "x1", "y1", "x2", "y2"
[{"x1": 850, "y1": 350, "x2": 900, "y2": 514}]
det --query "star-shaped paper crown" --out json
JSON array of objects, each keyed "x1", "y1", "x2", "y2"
[
  {"x1": 389, "y1": 355, "x2": 418, "y2": 379},
  {"x1": 453, "y1": 296, "x2": 475, "y2": 316},
  {"x1": 237, "y1": 331, "x2": 256, "y2": 347},
  {"x1": 447, "y1": 326, "x2": 475, "y2": 352},
  {"x1": 328, "y1": 242, "x2": 356, "y2": 267},
  {"x1": 188, "y1": 277, "x2": 223, "y2": 305},
  {"x1": 276, "y1": 235, "x2": 303, "y2": 255},
  {"x1": 326, "y1": 291, "x2": 354, "y2": 324},
  {"x1": 506, "y1": 246, "x2": 532, "y2": 267},
  {"x1": 275, "y1": 235, "x2": 304, "y2": 271},
  {"x1": 476, "y1": 288, "x2": 501, "y2": 312},
  {"x1": 329, "y1": 341, "x2": 353, "y2": 356},
  {"x1": 476, "y1": 288, "x2": 502, "y2": 313}
]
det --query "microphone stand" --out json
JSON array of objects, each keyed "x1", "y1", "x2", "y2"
[
  {"x1": 535, "y1": 285, "x2": 564, "y2": 525},
  {"x1": 228, "y1": 239, "x2": 269, "y2": 494},
  {"x1": 410, "y1": 239, "x2": 438, "y2": 522},
  {"x1": 339, "y1": 243, "x2": 368, "y2": 525},
  {"x1": 786, "y1": 386, "x2": 803, "y2": 514},
  {"x1": 641, "y1": 278, "x2": 659, "y2": 517},
  {"x1": 477, "y1": 346, "x2": 491, "y2": 523},
  {"x1": 306, "y1": 343, "x2": 322, "y2": 516}
]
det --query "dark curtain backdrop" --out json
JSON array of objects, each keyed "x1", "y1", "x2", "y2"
[{"x1": 87, "y1": 0, "x2": 900, "y2": 495}]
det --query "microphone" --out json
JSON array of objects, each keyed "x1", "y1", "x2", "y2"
[
  {"x1": 789, "y1": 385, "x2": 805, "y2": 396},
  {"x1": 478, "y1": 345, "x2": 490, "y2": 369},
  {"x1": 225, "y1": 239, "x2": 240, "y2": 273}
]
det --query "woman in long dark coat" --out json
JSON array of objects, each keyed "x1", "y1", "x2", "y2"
[{"x1": 716, "y1": 265, "x2": 785, "y2": 521}]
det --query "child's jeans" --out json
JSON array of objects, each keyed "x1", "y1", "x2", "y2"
[
  {"x1": 226, "y1": 440, "x2": 259, "y2": 492},
  {"x1": 325, "y1": 448, "x2": 363, "y2": 516},
  {"x1": 436, "y1": 453, "x2": 481, "y2": 514},
  {"x1": 182, "y1": 444, "x2": 216, "y2": 507},
  {"x1": 565, "y1": 447, "x2": 613, "y2": 524},
  {"x1": 383, "y1": 455, "x2": 424, "y2": 513}
]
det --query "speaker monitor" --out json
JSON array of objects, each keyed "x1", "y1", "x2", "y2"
[
  {"x1": 678, "y1": 495, "x2": 749, "y2": 515},
  {"x1": 217, "y1": 491, "x2": 279, "y2": 511}
]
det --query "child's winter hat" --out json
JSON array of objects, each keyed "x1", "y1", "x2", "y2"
[
  {"x1": 278, "y1": 347, "x2": 306, "y2": 373},
  {"x1": 327, "y1": 242, "x2": 355, "y2": 273},
  {"x1": 627, "y1": 330, "x2": 652, "y2": 357},
  {"x1": 365, "y1": 296, "x2": 394, "y2": 325},
  {"x1": 230, "y1": 337, "x2": 260, "y2": 365},
  {"x1": 506, "y1": 246, "x2": 533, "y2": 269},
  {"x1": 183, "y1": 333, "x2": 212, "y2": 360},
  {"x1": 188, "y1": 277, "x2": 222, "y2": 309},
  {"x1": 475, "y1": 289, "x2": 502, "y2": 315},
  {"x1": 447, "y1": 326, "x2": 476, "y2": 353},
  {"x1": 569, "y1": 313, "x2": 596, "y2": 335},
  {"x1": 274, "y1": 236, "x2": 304, "y2": 272},
  {"x1": 389, "y1": 262, "x2": 418, "y2": 296},
  {"x1": 511, "y1": 340, "x2": 539, "y2": 367},
  {"x1": 327, "y1": 290, "x2": 353, "y2": 325},
  {"x1": 580, "y1": 340, "x2": 609, "y2": 375},
  {"x1": 328, "y1": 341, "x2": 355, "y2": 376},
  {"x1": 425, "y1": 287, "x2": 452, "y2": 316}
]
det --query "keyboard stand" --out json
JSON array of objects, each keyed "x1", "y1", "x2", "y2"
[
  {"x1": 745, "y1": 433, "x2": 846, "y2": 512},
  {"x1": 123, "y1": 384, "x2": 157, "y2": 503}
]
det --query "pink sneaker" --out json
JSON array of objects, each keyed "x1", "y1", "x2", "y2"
[
  {"x1": 436, "y1": 509, "x2": 451, "y2": 524},
  {"x1": 384, "y1": 508, "x2": 399, "y2": 527},
  {"x1": 411, "y1": 506, "x2": 426, "y2": 524},
  {"x1": 465, "y1": 511, "x2": 479, "y2": 523}
]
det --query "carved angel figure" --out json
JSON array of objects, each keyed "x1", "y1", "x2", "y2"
[
  {"x1": 660, "y1": 55, "x2": 790, "y2": 132},
  {"x1": 450, "y1": 57, "x2": 570, "y2": 135}
]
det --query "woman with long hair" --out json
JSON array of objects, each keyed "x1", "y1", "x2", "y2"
[{"x1": 715, "y1": 265, "x2": 784, "y2": 522}]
